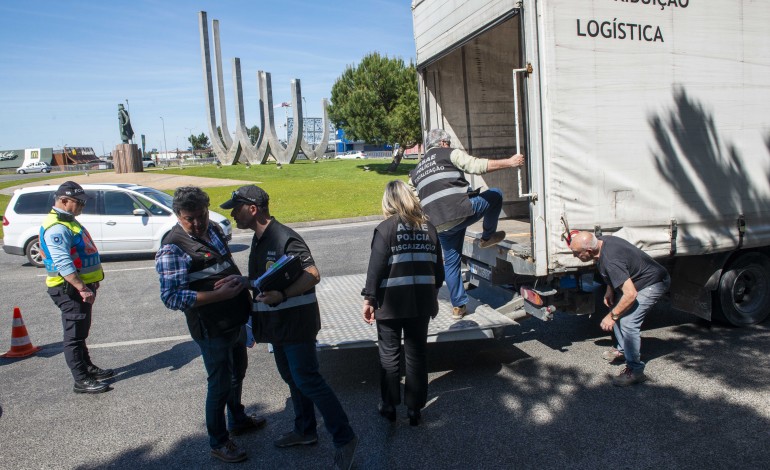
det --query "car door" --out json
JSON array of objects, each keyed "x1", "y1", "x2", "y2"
[{"x1": 98, "y1": 189, "x2": 154, "y2": 252}]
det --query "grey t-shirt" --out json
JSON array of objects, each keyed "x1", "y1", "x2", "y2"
[{"x1": 597, "y1": 236, "x2": 668, "y2": 291}]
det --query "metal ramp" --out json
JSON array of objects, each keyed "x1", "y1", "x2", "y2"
[{"x1": 315, "y1": 274, "x2": 517, "y2": 349}]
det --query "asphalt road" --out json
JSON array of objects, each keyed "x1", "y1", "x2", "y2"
[{"x1": 1, "y1": 221, "x2": 769, "y2": 469}]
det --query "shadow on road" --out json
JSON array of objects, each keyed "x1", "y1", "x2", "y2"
[
  {"x1": 60, "y1": 313, "x2": 770, "y2": 469},
  {"x1": 111, "y1": 340, "x2": 200, "y2": 382}
]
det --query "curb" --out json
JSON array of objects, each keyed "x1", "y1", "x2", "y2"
[
  {"x1": 0, "y1": 215, "x2": 383, "y2": 247},
  {"x1": 230, "y1": 215, "x2": 382, "y2": 236}
]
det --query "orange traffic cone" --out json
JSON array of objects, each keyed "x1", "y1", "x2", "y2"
[{"x1": 1, "y1": 307, "x2": 42, "y2": 358}]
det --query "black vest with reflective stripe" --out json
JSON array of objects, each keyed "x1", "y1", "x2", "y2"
[
  {"x1": 409, "y1": 147, "x2": 474, "y2": 228},
  {"x1": 163, "y1": 224, "x2": 250, "y2": 340},
  {"x1": 366, "y1": 216, "x2": 442, "y2": 320},
  {"x1": 248, "y1": 219, "x2": 321, "y2": 344}
]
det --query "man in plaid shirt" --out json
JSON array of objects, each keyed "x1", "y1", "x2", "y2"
[{"x1": 156, "y1": 186, "x2": 265, "y2": 463}]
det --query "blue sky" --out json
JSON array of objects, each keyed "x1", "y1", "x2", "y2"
[{"x1": 0, "y1": 1, "x2": 416, "y2": 154}]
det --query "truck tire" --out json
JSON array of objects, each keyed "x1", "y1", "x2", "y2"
[
  {"x1": 713, "y1": 252, "x2": 770, "y2": 326},
  {"x1": 25, "y1": 237, "x2": 44, "y2": 268}
]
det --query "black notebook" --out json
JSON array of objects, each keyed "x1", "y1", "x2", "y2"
[{"x1": 252, "y1": 254, "x2": 303, "y2": 294}]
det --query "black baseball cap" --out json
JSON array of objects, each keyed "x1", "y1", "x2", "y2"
[
  {"x1": 220, "y1": 185, "x2": 269, "y2": 209},
  {"x1": 55, "y1": 181, "x2": 92, "y2": 202}
]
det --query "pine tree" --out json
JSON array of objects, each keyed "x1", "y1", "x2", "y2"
[{"x1": 329, "y1": 52, "x2": 421, "y2": 171}]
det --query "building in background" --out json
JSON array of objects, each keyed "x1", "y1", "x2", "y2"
[
  {"x1": 0, "y1": 148, "x2": 54, "y2": 170},
  {"x1": 52, "y1": 147, "x2": 99, "y2": 166}
]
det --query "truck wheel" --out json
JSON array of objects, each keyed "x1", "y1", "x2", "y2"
[
  {"x1": 713, "y1": 253, "x2": 770, "y2": 326},
  {"x1": 25, "y1": 237, "x2": 45, "y2": 268}
]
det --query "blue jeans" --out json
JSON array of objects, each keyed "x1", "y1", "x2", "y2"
[
  {"x1": 194, "y1": 327, "x2": 250, "y2": 449},
  {"x1": 273, "y1": 342, "x2": 355, "y2": 449},
  {"x1": 438, "y1": 188, "x2": 503, "y2": 307},
  {"x1": 613, "y1": 278, "x2": 670, "y2": 373}
]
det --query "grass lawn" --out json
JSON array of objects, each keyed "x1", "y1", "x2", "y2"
[{"x1": 0, "y1": 159, "x2": 416, "y2": 238}]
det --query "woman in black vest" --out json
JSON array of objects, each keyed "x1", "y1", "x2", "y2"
[{"x1": 361, "y1": 180, "x2": 444, "y2": 426}]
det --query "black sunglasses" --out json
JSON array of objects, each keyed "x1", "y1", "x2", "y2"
[{"x1": 63, "y1": 197, "x2": 86, "y2": 207}]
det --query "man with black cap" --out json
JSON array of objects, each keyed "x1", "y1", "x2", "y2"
[
  {"x1": 155, "y1": 186, "x2": 266, "y2": 463},
  {"x1": 220, "y1": 185, "x2": 358, "y2": 470},
  {"x1": 40, "y1": 181, "x2": 113, "y2": 394}
]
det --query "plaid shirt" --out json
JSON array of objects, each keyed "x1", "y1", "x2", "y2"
[{"x1": 155, "y1": 224, "x2": 229, "y2": 311}]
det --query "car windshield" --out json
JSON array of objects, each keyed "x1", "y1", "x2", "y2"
[{"x1": 133, "y1": 187, "x2": 173, "y2": 208}]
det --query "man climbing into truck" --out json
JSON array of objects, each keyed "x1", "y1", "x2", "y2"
[{"x1": 409, "y1": 128, "x2": 525, "y2": 321}]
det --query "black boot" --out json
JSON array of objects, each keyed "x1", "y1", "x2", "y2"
[
  {"x1": 407, "y1": 409, "x2": 421, "y2": 426},
  {"x1": 378, "y1": 403, "x2": 396, "y2": 422},
  {"x1": 86, "y1": 365, "x2": 114, "y2": 380},
  {"x1": 73, "y1": 377, "x2": 109, "y2": 394}
]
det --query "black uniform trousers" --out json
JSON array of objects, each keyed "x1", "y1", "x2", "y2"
[
  {"x1": 48, "y1": 283, "x2": 97, "y2": 382},
  {"x1": 376, "y1": 315, "x2": 430, "y2": 411}
]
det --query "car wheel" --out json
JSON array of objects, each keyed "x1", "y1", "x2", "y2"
[
  {"x1": 713, "y1": 252, "x2": 770, "y2": 326},
  {"x1": 148, "y1": 163, "x2": 155, "y2": 167},
  {"x1": 25, "y1": 237, "x2": 45, "y2": 268},
  {"x1": 42, "y1": 169, "x2": 50, "y2": 173},
  {"x1": 18, "y1": 170, "x2": 26, "y2": 174}
]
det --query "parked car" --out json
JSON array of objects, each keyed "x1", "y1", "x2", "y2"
[
  {"x1": 142, "y1": 157, "x2": 156, "y2": 168},
  {"x1": 2, "y1": 183, "x2": 232, "y2": 267},
  {"x1": 335, "y1": 151, "x2": 367, "y2": 160},
  {"x1": 16, "y1": 162, "x2": 51, "y2": 174}
]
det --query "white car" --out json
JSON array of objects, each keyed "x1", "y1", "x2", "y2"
[
  {"x1": 16, "y1": 162, "x2": 51, "y2": 174},
  {"x1": 1, "y1": 183, "x2": 232, "y2": 267},
  {"x1": 335, "y1": 151, "x2": 367, "y2": 160}
]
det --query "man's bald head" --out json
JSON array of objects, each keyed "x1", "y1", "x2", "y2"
[{"x1": 570, "y1": 231, "x2": 600, "y2": 262}]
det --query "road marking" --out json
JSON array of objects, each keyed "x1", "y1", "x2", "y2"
[
  {"x1": 37, "y1": 266, "x2": 156, "y2": 277},
  {"x1": 102, "y1": 267, "x2": 157, "y2": 273},
  {"x1": 89, "y1": 335, "x2": 190, "y2": 349}
]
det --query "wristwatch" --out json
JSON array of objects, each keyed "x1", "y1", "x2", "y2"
[{"x1": 610, "y1": 310, "x2": 621, "y2": 321}]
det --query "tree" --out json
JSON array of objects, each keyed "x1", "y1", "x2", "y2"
[
  {"x1": 247, "y1": 125, "x2": 260, "y2": 145},
  {"x1": 328, "y1": 52, "x2": 421, "y2": 171},
  {"x1": 188, "y1": 133, "x2": 210, "y2": 155}
]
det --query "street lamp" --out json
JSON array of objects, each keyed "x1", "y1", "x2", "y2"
[{"x1": 159, "y1": 116, "x2": 168, "y2": 164}]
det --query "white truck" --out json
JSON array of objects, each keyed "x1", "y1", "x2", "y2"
[{"x1": 410, "y1": 0, "x2": 770, "y2": 326}]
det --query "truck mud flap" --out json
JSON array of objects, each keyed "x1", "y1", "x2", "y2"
[{"x1": 315, "y1": 274, "x2": 518, "y2": 349}]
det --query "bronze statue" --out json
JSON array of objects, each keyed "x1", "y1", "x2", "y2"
[{"x1": 118, "y1": 104, "x2": 135, "y2": 143}]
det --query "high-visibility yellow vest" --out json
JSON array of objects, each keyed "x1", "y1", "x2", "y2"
[{"x1": 40, "y1": 211, "x2": 104, "y2": 287}]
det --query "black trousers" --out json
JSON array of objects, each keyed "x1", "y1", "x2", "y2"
[
  {"x1": 48, "y1": 284, "x2": 96, "y2": 382},
  {"x1": 376, "y1": 316, "x2": 430, "y2": 411}
]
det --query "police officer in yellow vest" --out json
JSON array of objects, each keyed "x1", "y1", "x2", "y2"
[{"x1": 41, "y1": 181, "x2": 113, "y2": 394}]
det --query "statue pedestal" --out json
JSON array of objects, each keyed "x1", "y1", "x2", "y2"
[{"x1": 113, "y1": 144, "x2": 142, "y2": 173}]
